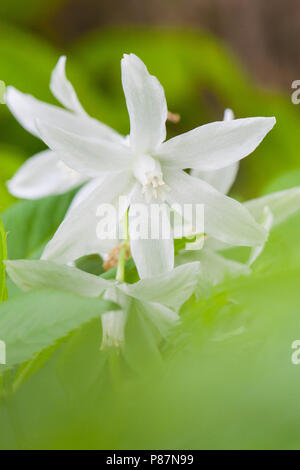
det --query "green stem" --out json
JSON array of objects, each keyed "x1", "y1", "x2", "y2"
[
  {"x1": 116, "y1": 244, "x2": 127, "y2": 283},
  {"x1": 116, "y1": 210, "x2": 129, "y2": 283}
]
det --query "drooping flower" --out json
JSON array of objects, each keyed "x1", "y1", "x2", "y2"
[
  {"x1": 5, "y1": 259, "x2": 200, "y2": 348},
  {"x1": 6, "y1": 54, "x2": 275, "y2": 278}
]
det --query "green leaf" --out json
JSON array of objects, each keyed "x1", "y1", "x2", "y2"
[
  {"x1": 0, "y1": 218, "x2": 7, "y2": 302},
  {"x1": 10, "y1": 340, "x2": 66, "y2": 394},
  {"x1": 55, "y1": 319, "x2": 109, "y2": 401},
  {"x1": 75, "y1": 254, "x2": 104, "y2": 276},
  {"x1": 0, "y1": 289, "x2": 118, "y2": 371},
  {"x1": 2, "y1": 188, "x2": 77, "y2": 260},
  {"x1": 0, "y1": 146, "x2": 26, "y2": 212}
]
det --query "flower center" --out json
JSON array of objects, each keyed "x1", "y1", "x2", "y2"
[{"x1": 133, "y1": 154, "x2": 169, "y2": 202}]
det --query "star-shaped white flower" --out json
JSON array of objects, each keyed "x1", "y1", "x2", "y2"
[{"x1": 6, "y1": 54, "x2": 275, "y2": 278}]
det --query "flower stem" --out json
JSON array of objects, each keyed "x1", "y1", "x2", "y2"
[{"x1": 116, "y1": 210, "x2": 129, "y2": 283}]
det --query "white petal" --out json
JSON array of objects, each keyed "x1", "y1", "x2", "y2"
[
  {"x1": 164, "y1": 169, "x2": 267, "y2": 247},
  {"x1": 67, "y1": 176, "x2": 106, "y2": 213},
  {"x1": 101, "y1": 310, "x2": 127, "y2": 349},
  {"x1": 101, "y1": 286, "x2": 128, "y2": 349},
  {"x1": 5, "y1": 86, "x2": 124, "y2": 143},
  {"x1": 50, "y1": 56, "x2": 86, "y2": 115},
  {"x1": 121, "y1": 53, "x2": 167, "y2": 154},
  {"x1": 157, "y1": 117, "x2": 276, "y2": 170},
  {"x1": 42, "y1": 172, "x2": 134, "y2": 263},
  {"x1": 244, "y1": 187, "x2": 300, "y2": 227},
  {"x1": 176, "y1": 249, "x2": 250, "y2": 290},
  {"x1": 36, "y1": 120, "x2": 133, "y2": 177},
  {"x1": 119, "y1": 262, "x2": 200, "y2": 310},
  {"x1": 129, "y1": 237, "x2": 174, "y2": 279},
  {"x1": 128, "y1": 184, "x2": 174, "y2": 278},
  {"x1": 211, "y1": 188, "x2": 300, "y2": 256},
  {"x1": 7, "y1": 150, "x2": 87, "y2": 199},
  {"x1": 190, "y1": 163, "x2": 239, "y2": 195},
  {"x1": 5, "y1": 259, "x2": 113, "y2": 297},
  {"x1": 133, "y1": 299, "x2": 179, "y2": 337},
  {"x1": 200, "y1": 236, "x2": 232, "y2": 252},
  {"x1": 190, "y1": 108, "x2": 238, "y2": 194},
  {"x1": 200, "y1": 251, "x2": 250, "y2": 285},
  {"x1": 247, "y1": 206, "x2": 274, "y2": 266}
]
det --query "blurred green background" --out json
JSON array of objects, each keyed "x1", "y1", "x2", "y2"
[
  {"x1": 1, "y1": 0, "x2": 300, "y2": 212},
  {"x1": 1, "y1": 0, "x2": 300, "y2": 450}
]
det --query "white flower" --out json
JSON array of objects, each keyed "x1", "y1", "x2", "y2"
[
  {"x1": 5, "y1": 259, "x2": 200, "y2": 348},
  {"x1": 178, "y1": 161, "x2": 300, "y2": 291},
  {"x1": 6, "y1": 54, "x2": 275, "y2": 278}
]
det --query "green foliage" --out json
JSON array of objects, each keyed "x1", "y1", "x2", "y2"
[
  {"x1": 0, "y1": 146, "x2": 26, "y2": 212},
  {"x1": 75, "y1": 254, "x2": 105, "y2": 276},
  {"x1": 0, "y1": 289, "x2": 116, "y2": 372},
  {"x1": 2, "y1": 188, "x2": 77, "y2": 261},
  {"x1": 264, "y1": 168, "x2": 300, "y2": 194},
  {"x1": 0, "y1": 21, "x2": 105, "y2": 157},
  {"x1": 0, "y1": 22, "x2": 60, "y2": 156},
  {"x1": 0, "y1": 210, "x2": 299, "y2": 449}
]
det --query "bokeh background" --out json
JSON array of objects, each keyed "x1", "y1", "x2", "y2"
[{"x1": 1, "y1": 0, "x2": 300, "y2": 211}]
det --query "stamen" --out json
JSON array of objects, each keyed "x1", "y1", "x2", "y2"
[{"x1": 133, "y1": 154, "x2": 170, "y2": 201}]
